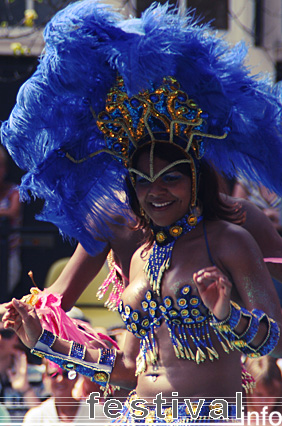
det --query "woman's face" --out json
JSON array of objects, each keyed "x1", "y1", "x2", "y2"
[{"x1": 135, "y1": 151, "x2": 192, "y2": 227}]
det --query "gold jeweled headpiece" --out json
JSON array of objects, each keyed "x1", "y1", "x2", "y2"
[{"x1": 96, "y1": 75, "x2": 227, "y2": 206}]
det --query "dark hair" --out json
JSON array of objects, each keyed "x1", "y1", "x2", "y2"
[
  {"x1": 197, "y1": 160, "x2": 244, "y2": 224},
  {"x1": 127, "y1": 142, "x2": 244, "y2": 249}
]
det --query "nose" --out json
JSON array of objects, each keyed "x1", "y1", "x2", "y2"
[{"x1": 147, "y1": 179, "x2": 167, "y2": 197}]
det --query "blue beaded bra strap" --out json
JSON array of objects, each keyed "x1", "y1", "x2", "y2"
[
  {"x1": 203, "y1": 221, "x2": 215, "y2": 266},
  {"x1": 31, "y1": 329, "x2": 117, "y2": 396},
  {"x1": 210, "y1": 301, "x2": 280, "y2": 357},
  {"x1": 145, "y1": 213, "x2": 203, "y2": 296}
]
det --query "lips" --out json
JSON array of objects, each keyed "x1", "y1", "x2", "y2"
[{"x1": 150, "y1": 201, "x2": 174, "y2": 208}]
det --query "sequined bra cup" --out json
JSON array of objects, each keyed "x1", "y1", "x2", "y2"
[{"x1": 118, "y1": 285, "x2": 231, "y2": 376}]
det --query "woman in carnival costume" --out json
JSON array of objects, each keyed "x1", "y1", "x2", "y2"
[{"x1": 2, "y1": 0, "x2": 282, "y2": 423}]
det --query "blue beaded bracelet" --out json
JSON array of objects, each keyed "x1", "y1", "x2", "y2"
[
  {"x1": 239, "y1": 313, "x2": 259, "y2": 344},
  {"x1": 210, "y1": 301, "x2": 241, "y2": 331},
  {"x1": 31, "y1": 332, "x2": 117, "y2": 396},
  {"x1": 69, "y1": 341, "x2": 86, "y2": 360},
  {"x1": 210, "y1": 301, "x2": 280, "y2": 357},
  {"x1": 38, "y1": 329, "x2": 57, "y2": 348},
  {"x1": 98, "y1": 348, "x2": 116, "y2": 368},
  {"x1": 254, "y1": 317, "x2": 280, "y2": 357}
]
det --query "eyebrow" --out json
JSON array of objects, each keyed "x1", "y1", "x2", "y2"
[{"x1": 136, "y1": 169, "x2": 183, "y2": 179}]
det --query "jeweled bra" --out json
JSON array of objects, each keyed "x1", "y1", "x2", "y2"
[
  {"x1": 118, "y1": 215, "x2": 256, "y2": 393},
  {"x1": 118, "y1": 213, "x2": 233, "y2": 375},
  {"x1": 118, "y1": 285, "x2": 232, "y2": 375}
]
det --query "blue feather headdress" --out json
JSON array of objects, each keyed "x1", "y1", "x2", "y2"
[{"x1": 1, "y1": 0, "x2": 282, "y2": 255}]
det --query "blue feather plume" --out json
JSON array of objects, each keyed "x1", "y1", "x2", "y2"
[{"x1": 2, "y1": 0, "x2": 282, "y2": 255}]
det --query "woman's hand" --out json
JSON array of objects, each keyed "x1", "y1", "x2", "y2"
[
  {"x1": 2, "y1": 299, "x2": 42, "y2": 349},
  {"x1": 193, "y1": 266, "x2": 232, "y2": 320}
]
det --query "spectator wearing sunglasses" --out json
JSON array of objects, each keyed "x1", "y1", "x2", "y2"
[{"x1": 22, "y1": 360, "x2": 107, "y2": 425}]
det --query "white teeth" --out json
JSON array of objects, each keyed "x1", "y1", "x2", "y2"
[{"x1": 151, "y1": 201, "x2": 171, "y2": 208}]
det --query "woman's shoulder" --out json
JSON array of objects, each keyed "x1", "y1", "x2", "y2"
[
  {"x1": 207, "y1": 219, "x2": 260, "y2": 261},
  {"x1": 204, "y1": 220, "x2": 267, "y2": 287},
  {"x1": 209, "y1": 218, "x2": 254, "y2": 241}
]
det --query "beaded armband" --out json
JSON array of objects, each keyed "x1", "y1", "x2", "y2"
[
  {"x1": 98, "y1": 348, "x2": 117, "y2": 368},
  {"x1": 31, "y1": 329, "x2": 117, "y2": 396},
  {"x1": 69, "y1": 341, "x2": 86, "y2": 359},
  {"x1": 38, "y1": 329, "x2": 57, "y2": 348},
  {"x1": 210, "y1": 301, "x2": 280, "y2": 357}
]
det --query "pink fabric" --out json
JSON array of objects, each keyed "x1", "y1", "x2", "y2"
[
  {"x1": 241, "y1": 363, "x2": 255, "y2": 393},
  {"x1": 264, "y1": 257, "x2": 282, "y2": 263},
  {"x1": 96, "y1": 264, "x2": 125, "y2": 310},
  {"x1": 23, "y1": 288, "x2": 118, "y2": 349}
]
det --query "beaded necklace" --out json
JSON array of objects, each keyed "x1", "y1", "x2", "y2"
[{"x1": 144, "y1": 212, "x2": 203, "y2": 296}]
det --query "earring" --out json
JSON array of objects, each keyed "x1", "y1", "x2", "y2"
[
  {"x1": 140, "y1": 207, "x2": 150, "y2": 223},
  {"x1": 187, "y1": 212, "x2": 198, "y2": 226},
  {"x1": 187, "y1": 201, "x2": 202, "y2": 226}
]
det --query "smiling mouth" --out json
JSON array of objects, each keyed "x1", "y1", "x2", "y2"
[{"x1": 151, "y1": 201, "x2": 174, "y2": 208}]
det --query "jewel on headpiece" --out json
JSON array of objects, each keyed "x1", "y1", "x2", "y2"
[
  {"x1": 96, "y1": 75, "x2": 227, "y2": 168},
  {"x1": 96, "y1": 75, "x2": 228, "y2": 207}
]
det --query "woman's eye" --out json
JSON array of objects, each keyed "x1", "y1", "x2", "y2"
[
  {"x1": 162, "y1": 173, "x2": 183, "y2": 183},
  {"x1": 136, "y1": 176, "x2": 150, "y2": 185}
]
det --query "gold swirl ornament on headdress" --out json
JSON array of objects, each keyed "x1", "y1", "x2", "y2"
[
  {"x1": 95, "y1": 75, "x2": 227, "y2": 206},
  {"x1": 66, "y1": 75, "x2": 228, "y2": 207}
]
